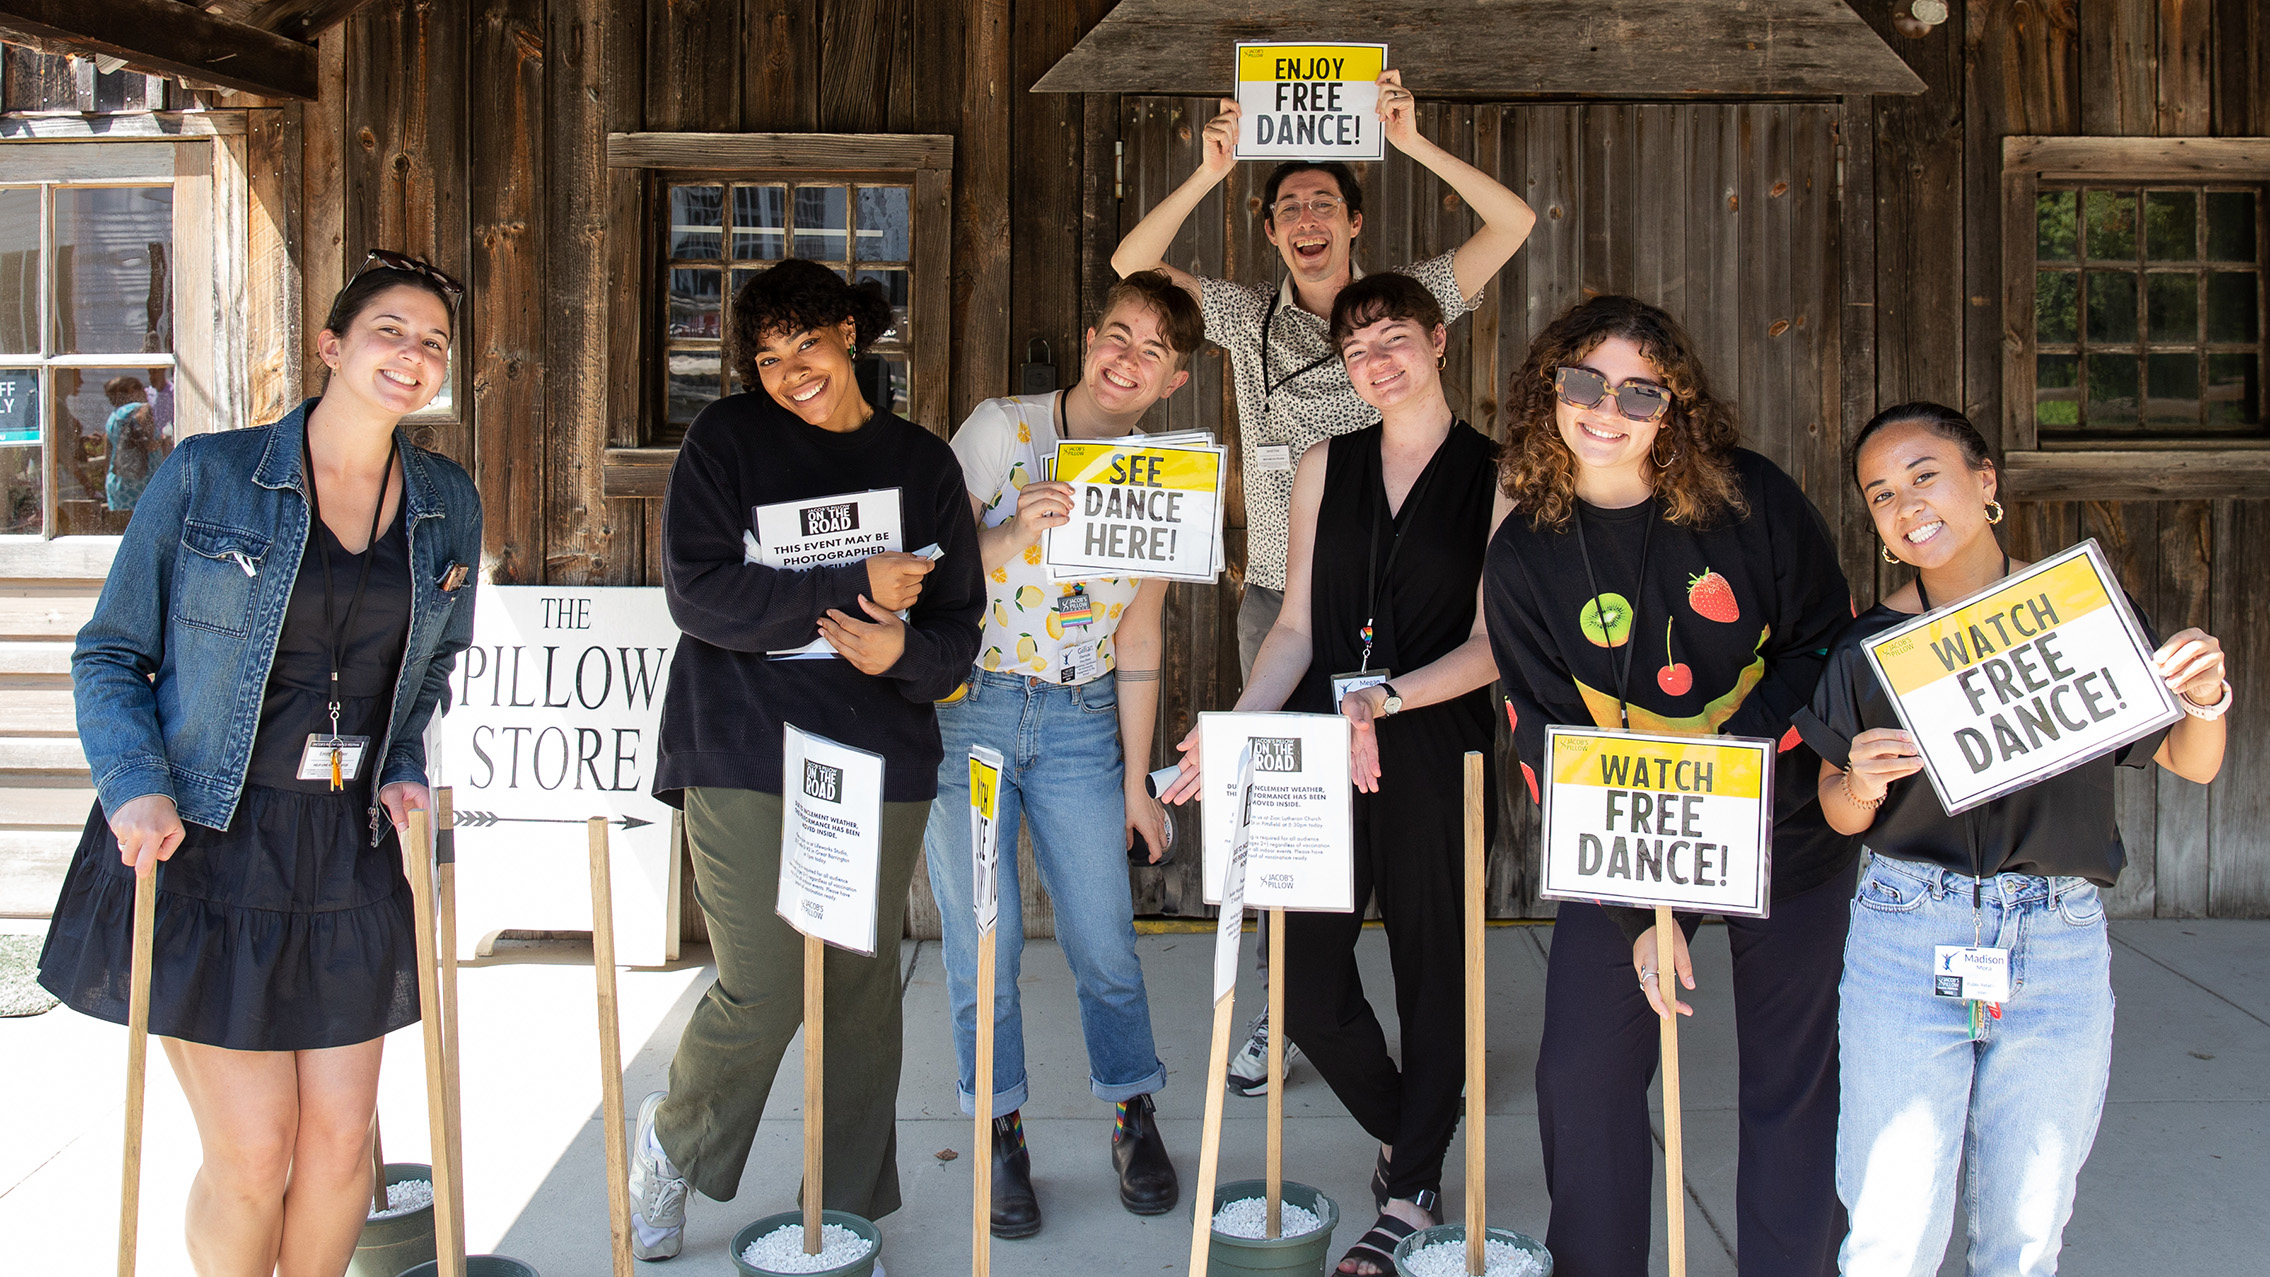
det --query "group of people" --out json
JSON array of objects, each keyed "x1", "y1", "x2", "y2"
[{"x1": 38, "y1": 74, "x2": 2232, "y2": 1277}]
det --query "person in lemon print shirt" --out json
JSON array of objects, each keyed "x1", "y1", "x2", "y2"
[{"x1": 923, "y1": 271, "x2": 1204, "y2": 1239}]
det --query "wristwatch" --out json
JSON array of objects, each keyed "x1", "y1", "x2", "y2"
[{"x1": 1378, "y1": 683, "x2": 1404, "y2": 716}]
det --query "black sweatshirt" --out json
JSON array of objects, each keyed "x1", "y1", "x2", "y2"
[
  {"x1": 654, "y1": 393, "x2": 983, "y2": 805},
  {"x1": 1484, "y1": 448, "x2": 1857, "y2": 942}
]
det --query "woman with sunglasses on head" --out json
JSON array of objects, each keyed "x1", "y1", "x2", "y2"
[
  {"x1": 1163, "y1": 272, "x2": 1511, "y2": 1277},
  {"x1": 1483, "y1": 296, "x2": 1855, "y2": 1277},
  {"x1": 42, "y1": 251, "x2": 479, "y2": 1276},
  {"x1": 1804, "y1": 403, "x2": 2226, "y2": 1277}
]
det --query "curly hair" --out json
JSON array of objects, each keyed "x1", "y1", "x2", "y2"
[
  {"x1": 1499, "y1": 295, "x2": 1746, "y2": 531},
  {"x1": 728, "y1": 259, "x2": 892, "y2": 390}
]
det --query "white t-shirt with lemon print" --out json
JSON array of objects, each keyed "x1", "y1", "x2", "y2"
[{"x1": 952, "y1": 393, "x2": 1143, "y2": 685}]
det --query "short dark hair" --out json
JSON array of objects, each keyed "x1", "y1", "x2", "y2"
[
  {"x1": 1096, "y1": 270, "x2": 1206, "y2": 369},
  {"x1": 1260, "y1": 161, "x2": 1365, "y2": 220},
  {"x1": 322, "y1": 266, "x2": 457, "y2": 340},
  {"x1": 103, "y1": 375, "x2": 147, "y2": 407},
  {"x1": 1328, "y1": 272, "x2": 1443, "y2": 350},
  {"x1": 1849, "y1": 401, "x2": 1995, "y2": 493},
  {"x1": 728, "y1": 259, "x2": 893, "y2": 389}
]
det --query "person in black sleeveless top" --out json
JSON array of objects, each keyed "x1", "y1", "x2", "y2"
[
  {"x1": 1483, "y1": 296, "x2": 1855, "y2": 1277},
  {"x1": 42, "y1": 255, "x2": 480, "y2": 1275},
  {"x1": 1162, "y1": 273, "x2": 1511, "y2": 1276}
]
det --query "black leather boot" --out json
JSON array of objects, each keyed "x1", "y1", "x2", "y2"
[
  {"x1": 991, "y1": 1112, "x2": 1042, "y2": 1239},
  {"x1": 1111, "y1": 1094, "x2": 1179, "y2": 1215}
]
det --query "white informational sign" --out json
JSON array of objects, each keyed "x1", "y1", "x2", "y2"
[
  {"x1": 1233, "y1": 42, "x2": 1388, "y2": 161},
  {"x1": 968, "y1": 745, "x2": 1005, "y2": 935},
  {"x1": 1211, "y1": 753, "x2": 1256, "y2": 1004},
  {"x1": 778, "y1": 723, "x2": 886, "y2": 955},
  {"x1": 1861, "y1": 540, "x2": 2183, "y2": 815},
  {"x1": 439, "y1": 586, "x2": 681, "y2": 967},
  {"x1": 1198, "y1": 711, "x2": 1354, "y2": 912},
  {"x1": 1539, "y1": 725, "x2": 1775, "y2": 918},
  {"x1": 746, "y1": 487, "x2": 905, "y2": 658},
  {"x1": 1043, "y1": 440, "x2": 1226, "y2": 583}
]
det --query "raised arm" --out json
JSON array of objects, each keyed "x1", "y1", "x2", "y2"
[
  {"x1": 1108, "y1": 98, "x2": 1241, "y2": 300},
  {"x1": 1376, "y1": 71, "x2": 1536, "y2": 303}
]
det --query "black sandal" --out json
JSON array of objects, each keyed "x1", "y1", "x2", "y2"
[{"x1": 1336, "y1": 1191, "x2": 1439, "y2": 1276}]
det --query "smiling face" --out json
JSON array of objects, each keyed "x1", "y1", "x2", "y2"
[
  {"x1": 1856, "y1": 418, "x2": 2000, "y2": 569},
  {"x1": 1263, "y1": 170, "x2": 1362, "y2": 288},
  {"x1": 1555, "y1": 334, "x2": 1670, "y2": 485},
  {"x1": 752, "y1": 317, "x2": 866, "y2": 430},
  {"x1": 1082, "y1": 298, "x2": 1191, "y2": 415},
  {"x1": 319, "y1": 284, "x2": 452, "y2": 418},
  {"x1": 1339, "y1": 314, "x2": 1446, "y2": 413}
]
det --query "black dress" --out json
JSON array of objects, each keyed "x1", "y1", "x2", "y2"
[
  {"x1": 1279, "y1": 420, "x2": 1498, "y2": 1203},
  {"x1": 40, "y1": 514, "x2": 421, "y2": 1051}
]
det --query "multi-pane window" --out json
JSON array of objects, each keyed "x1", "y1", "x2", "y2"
[
  {"x1": 0, "y1": 181, "x2": 175, "y2": 535},
  {"x1": 658, "y1": 178, "x2": 915, "y2": 442},
  {"x1": 2033, "y1": 186, "x2": 2263, "y2": 438}
]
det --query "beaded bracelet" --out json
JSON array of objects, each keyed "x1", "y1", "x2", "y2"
[{"x1": 1840, "y1": 768, "x2": 1886, "y2": 811}]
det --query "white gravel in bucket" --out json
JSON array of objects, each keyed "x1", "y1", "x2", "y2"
[
  {"x1": 741, "y1": 1222, "x2": 875, "y2": 1273},
  {"x1": 368, "y1": 1178, "x2": 433, "y2": 1220},
  {"x1": 1211, "y1": 1196, "x2": 1326, "y2": 1239},
  {"x1": 1400, "y1": 1236, "x2": 1547, "y2": 1277}
]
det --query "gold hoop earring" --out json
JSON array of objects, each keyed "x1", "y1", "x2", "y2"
[
  {"x1": 1651, "y1": 441, "x2": 1681, "y2": 469},
  {"x1": 1436, "y1": 352, "x2": 1447, "y2": 370},
  {"x1": 1882, "y1": 543, "x2": 1901, "y2": 564},
  {"x1": 1984, "y1": 500, "x2": 2004, "y2": 525}
]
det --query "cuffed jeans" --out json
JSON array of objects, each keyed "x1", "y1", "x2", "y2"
[
  {"x1": 923, "y1": 669, "x2": 1167, "y2": 1115},
  {"x1": 653, "y1": 786, "x2": 930, "y2": 1219},
  {"x1": 1836, "y1": 855, "x2": 2115, "y2": 1277}
]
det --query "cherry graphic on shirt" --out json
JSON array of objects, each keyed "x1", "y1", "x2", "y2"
[
  {"x1": 1657, "y1": 617, "x2": 1693, "y2": 696},
  {"x1": 1687, "y1": 567, "x2": 1740, "y2": 623}
]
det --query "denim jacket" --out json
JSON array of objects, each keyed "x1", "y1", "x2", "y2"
[{"x1": 73, "y1": 400, "x2": 482, "y2": 839}]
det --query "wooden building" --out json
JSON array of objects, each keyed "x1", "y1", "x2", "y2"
[{"x1": 0, "y1": 0, "x2": 2263, "y2": 932}]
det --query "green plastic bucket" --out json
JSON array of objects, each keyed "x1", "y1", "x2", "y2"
[
  {"x1": 346, "y1": 1163, "x2": 433, "y2": 1277},
  {"x1": 395, "y1": 1257, "x2": 539, "y2": 1277},
  {"x1": 1208, "y1": 1179, "x2": 1341, "y2": 1276},
  {"x1": 730, "y1": 1209, "x2": 882, "y2": 1277},
  {"x1": 1390, "y1": 1223, "x2": 1552, "y2": 1277}
]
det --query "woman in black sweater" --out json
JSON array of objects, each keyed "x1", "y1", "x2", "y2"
[
  {"x1": 628, "y1": 260, "x2": 983, "y2": 1260},
  {"x1": 1483, "y1": 296, "x2": 1854, "y2": 1277}
]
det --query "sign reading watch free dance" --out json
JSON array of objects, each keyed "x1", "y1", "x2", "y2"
[
  {"x1": 1233, "y1": 42, "x2": 1388, "y2": 161},
  {"x1": 1861, "y1": 539, "x2": 2182, "y2": 816},
  {"x1": 1539, "y1": 726, "x2": 1775, "y2": 918}
]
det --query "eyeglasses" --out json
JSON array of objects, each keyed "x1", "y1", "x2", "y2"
[
  {"x1": 1552, "y1": 365, "x2": 1672, "y2": 424},
  {"x1": 355, "y1": 249, "x2": 464, "y2": 304},
  {"x1": 1271, "y1": 196, "x2": 1346, "y2": 223}
]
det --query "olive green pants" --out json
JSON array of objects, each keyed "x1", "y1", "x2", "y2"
[{"x1": 654, "y1": 786, "x2": 930, "y2": 1219}]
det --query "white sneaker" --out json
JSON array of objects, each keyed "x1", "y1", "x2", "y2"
[
  {"x1": 1223, "y1": 1011, "x2": 1301, "y2": 1097},
  {"x1": 629, "y1": 1091, "x2": 688, "y2": 1260}
]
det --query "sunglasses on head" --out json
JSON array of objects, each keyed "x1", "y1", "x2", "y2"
[
  {"x1": 355, "y1": 249, "x2": 464, "y2": 303},
  {"x1": 1552, "y1": 365, "x2": 1672, "y2": 424}
]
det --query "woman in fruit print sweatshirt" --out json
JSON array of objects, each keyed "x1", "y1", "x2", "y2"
[{"x1": 1482, "y1": 296, "x2": 1855, "y2": 1277}]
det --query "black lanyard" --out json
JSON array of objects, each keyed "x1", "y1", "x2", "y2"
[
  {"x1": 1257, "y1": 290, "x2": 1341, "y2": 429},
  {"x1": 1357, "y1": 430, "x2": 1450, "y2": 670},
  {"x1": 1572, "y1": 498, "x2": 1657, "y2": 730},
  {"x1": 303, "y1": 428, "x2": 399, "y2": 741},
  {"x1": 1917, "y1": 550, "x2": 2010, "y2": 919}
]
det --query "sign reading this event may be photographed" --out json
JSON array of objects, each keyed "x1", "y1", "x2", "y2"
[
  {"x1": 1199, "y1": 711, "x2": 1354, "y2": 913},
  {"x1": 1234, "y1": 42, "x2": 1387, "y2": 161},
  {"x1": 1862, "y1": 539, "x2": 2182, "y2": 815},
  {"x1": 779, "y1": 723, "x2": 887, "y2": 955},
  {"x1": 748, "y1": 487, "x2": 905, "y2": 658},
  {"x1": 1539, "y1": 726, "x2": 1775, "y2": 918},
  {"x1": 1044, "y1": 440, "x2": 1226, "y2": 583}
]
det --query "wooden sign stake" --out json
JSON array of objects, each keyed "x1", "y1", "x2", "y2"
[
  {"x1": 434, "y1": 791, "x2": 467, "y2": 1256},
  {"x1": 371, "y1": 1116, "x2": 389, "y2": 1215},
  {"x1": 971, "y1": 923, "x2": 998, "y2": 1277},
  {"x1": 1655, "y1": 903, "x2": 1687, "y2": 1277},
  {"x1": 803, "y1": 932, "x2": 826, "y2": 1254},
  {"x1": 405, "y1": 809, "x2": 465, "y2": 1277},
  {"x1": 1186, "y1": 984, "x2": 1236, "y2": 1276},
  {"x1": 116, "y1": 866, "x2": 156, "y2": 1277},
  {"x1": 1264, "y1": 909, "x2": 1284, "y2": 1239},
  {"x1": 1462, "y1": 752, "x2": 1487, "y2": 1276},
  {"x1": 587, "y1": 819, "x2": 635, "y2": 1277}
]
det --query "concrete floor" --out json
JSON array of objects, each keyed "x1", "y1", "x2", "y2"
[{"x1": 1, "y1": 917, "x2": 2264, "y2": 1276}]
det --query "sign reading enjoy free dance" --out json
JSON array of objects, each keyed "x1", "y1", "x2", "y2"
[
  {"x1": 1044, "y1": 440, "x2": 1226, "y2": 583},
  {"x1": 1539, "y1": 726, "x2": 1775, "y2": 918},
  {"x1": 1233, "y1": 42, "x2": 1388, "y2": 161},
  {"x1": 1861, "y1": 539, "x2": 2182, "y2": 816},
  {"x1": 1198, "y1": 711, "x2": 1354, "y2": 913}
]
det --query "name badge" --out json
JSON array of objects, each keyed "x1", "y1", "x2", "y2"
[
  {"x1": 1253, "y1": 444, "x2": 1293, "y2": 473},
  {"x1": 1054, "y1": 587, "x2": 1096, "y2": 630},
  {"x1": 297, "y1": 734, "x2": 372, "y2": 784},
  {"x1": 1330, "y1": 669, "x2": 1390, "y2": 706},
  {"x1": 1056, "y1": 640, "x2": 1102, "y2": 685},
  {"x1": 1931, "y1": 945, "x2": 2012, "y2": 1003}
]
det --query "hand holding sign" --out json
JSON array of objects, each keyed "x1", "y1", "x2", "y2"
[
  {"x1": 819, "y1": 596, "x2": 909, "y2": 675},
  {"x1": 1843, "y1": 727, "x2": 1924, "y2": 805},
  {"x1": 2153, "y1": 628, "x2": 2228, "y2": 706},
  {"x1": 1374, "y1": 69, "x2": 1418, "y2": 152},
  {"x1": 1200, "y1": 100, "x2": 1241, "y2": 180},
  {"x1": 864, "y1": 551, "x2": 935, "y2": 611}
]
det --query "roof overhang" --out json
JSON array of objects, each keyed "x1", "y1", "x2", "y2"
[{"x1": 0, "y1": 0, "x2": 383, "y2": 101}]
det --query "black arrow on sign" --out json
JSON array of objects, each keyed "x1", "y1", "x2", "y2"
[{"x1": 454, "y1": 811, "x2": 655, "y2": 831}]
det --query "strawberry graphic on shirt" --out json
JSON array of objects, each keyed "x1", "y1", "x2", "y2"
[{"x1": 1687, "y1": 568, "x2": 1740, "y2": 623}]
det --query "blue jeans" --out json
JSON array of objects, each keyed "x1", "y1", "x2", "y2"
[
  {"x1": 922, "y1": 669, "x2": 1166, "y2": 1115},
  {"x1": 1836, "y1": 855, "x2": 2114, "y2": 1277}
]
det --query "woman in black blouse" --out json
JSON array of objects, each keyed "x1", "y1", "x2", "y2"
[
  {"x1": 1483, "y1": 295, "x2": 1855, "y2": 1277},
  {"x1": 1804, "y1": 402, "x2": 2227, "y2": 1277}
]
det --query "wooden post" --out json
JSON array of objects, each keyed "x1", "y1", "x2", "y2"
[
  {"x1": 1655, "y1": 903, "x2": 1686, "y2": 1277},
  {"x1": 1463, "y1": 752, "x2": 1487, "y2": 1276},
  {"x1": 370, "y1": 1116, "x2": 389, "y2": 1215},
  {"x1": 434, "y1": 790, "x2": 467, "y2": 1257},
  {"x1": 971, "y1": 924, "x2": 997, "y2": 1277},
  {"x1": 1264, "y1": 909, "x2": 1284, "y2": 1239},
  {"x1": 1185, "y1": 988, "x2": 1237, "y2": 1277},
  {"x1": 405, "y1": 809, "x2": 464, "y2": 1277},
  {"x1": 587, "y1": 819, "x2": 634, "y2": 1277},
  {"x1": 116, "y1": 866, "x2": 156, "y2": 1277},
  {"x1": 803, "y1": 931, "x2": 826, "y2": 1253}
]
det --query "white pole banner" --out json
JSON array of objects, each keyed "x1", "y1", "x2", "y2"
[
  {"x1": 1212, "y1": 751, "x2": 1257, "y2": 1004},
  {"x1": 778, "y1": 723, "x2": 886, "y2": 955},
  {"x1": 1198, "y1": 711, "x2": 1354, "y2": 912},
  {"x1": 968, "y1": 744, "x2": 1005, "y2": 935},
  {"x1": 1539, "y1": 725, "x2": 1776, "y2": 918},
  {"x1": 1233, "y1": 42, "x2": 1388, "y2": 161}
]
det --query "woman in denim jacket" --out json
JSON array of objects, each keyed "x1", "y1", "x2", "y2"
[{"x1": 40, "y1": 255, "x2": 481, "y2": 1276}]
